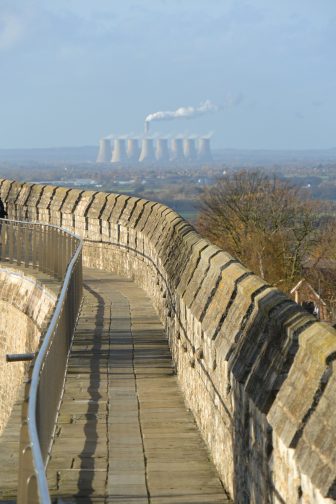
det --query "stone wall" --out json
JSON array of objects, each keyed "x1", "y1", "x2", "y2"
[
  {"x1": 1, "y1": 178, "x2": 335, "y2": 503},
  {"x1": 0, "y1": 266, "x2": 57, "y2": 434}
]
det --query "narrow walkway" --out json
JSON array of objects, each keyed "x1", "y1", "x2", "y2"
[
  {"x1": 0, "y1": 266, "x2": 230, "y2": 503},
  {"x1": 48, "y1": 267, "x2": 230, "y2": 503}
]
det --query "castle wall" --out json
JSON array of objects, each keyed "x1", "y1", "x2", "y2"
[
  {"x1": 1, "y1": 178, "x2": 335, "y2": 503},
  {"x1": 0, "y1": 266, "x2": 57, "y2": 434}
]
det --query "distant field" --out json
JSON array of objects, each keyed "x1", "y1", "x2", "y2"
[{"x1": 160, "y1": 199, "x2": 200, "y2": 224}]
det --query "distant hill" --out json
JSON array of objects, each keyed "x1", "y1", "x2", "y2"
[
  {"x1": 213, "y1": 148, "x2": 336, "y2": 166},
  {"x1": 0, "y1": 145, "x2": 336, "y2": 166},
  {"x1": 0, "y1": 146, "x2": 97, "y2": 163}
]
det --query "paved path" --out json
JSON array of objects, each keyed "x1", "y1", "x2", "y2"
[{"x1": 0, "y1": 267, "x2": 230, "y2": 503}]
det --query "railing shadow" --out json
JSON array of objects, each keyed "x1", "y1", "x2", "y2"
[{"x1": 74, "y1": 281, "x2": 106, "y2": 500}]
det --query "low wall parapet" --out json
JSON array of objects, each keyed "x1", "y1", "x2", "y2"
[
  {"x1": 0, "y1": 266, "x2": 56, "y2": 434},
  {"x1": 1, "y1": 178, "x2": 335, "y2": 503}
]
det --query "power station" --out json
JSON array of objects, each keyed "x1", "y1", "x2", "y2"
[
  {"x1": 96, "y1": 138, "x2": 112, "y2": 163},
  {"x1": 96, "y1": 136, "x2": 214, "y2": 164}
]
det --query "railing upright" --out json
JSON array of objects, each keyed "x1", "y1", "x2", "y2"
[
  {"x1": 8, "y1": 223, "x2": 14, "y2": 263},
  {"x1": 24, "y1": 226, "x2": 30, "y2": 268}
]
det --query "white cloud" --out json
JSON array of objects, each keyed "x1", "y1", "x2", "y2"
[{"x1": 0, "y1": 13, "x2": 24, "y2": 50}]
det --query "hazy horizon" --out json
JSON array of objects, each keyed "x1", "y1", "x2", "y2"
[{"x1": 1, "y1": 1, "x2": 335, "y2": 150}]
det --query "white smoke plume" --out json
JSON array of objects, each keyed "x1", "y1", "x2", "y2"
[{"x1": 145, "y1": 100, "x2": 218, "y2": 124}]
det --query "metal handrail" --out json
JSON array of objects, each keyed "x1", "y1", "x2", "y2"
[
  {"x1": 0, "y1": 218, "x2": 83, "y2": 503},
  {"x1": 26, "y1": 238, "x2": 82, "y2": 502},
  {"x1": 0, "y1": 218, "x2": 79, "y2": 279}
]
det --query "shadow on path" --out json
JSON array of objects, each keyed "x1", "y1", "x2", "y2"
[{"x1": 75, "y1": 280, "x2": 107, "y2": 500}]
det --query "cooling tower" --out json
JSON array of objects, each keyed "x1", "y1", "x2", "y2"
[
  {"x1": 111, "y1": 138, "x2": 128, "y2": 163},
  {"x1": 171, "y1": 138, "x2": 185, "y2": 162},
  {"x1": 198, "y1": 137, "x2": 213, "y2": 162},
  {"x1": 96, "y1": 138, "x2": 112, "y2": 163},
  {"x1": 139, "y1": 138, "x2": 156, "y2": 163},
  {"x1": 183, "y1": 138, "x2": 197, "y2": 161},
  {"x1": 127, "y1": 138, "x2": 140, "y2": 163},
  {"x1": 156, "y1": 138, "x2": 170, "y2": 163}
]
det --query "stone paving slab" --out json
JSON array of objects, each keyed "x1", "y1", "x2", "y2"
[{"x1": 0, "y1": 266, "x2": 231, "y2": 503}]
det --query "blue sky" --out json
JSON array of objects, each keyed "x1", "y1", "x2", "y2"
[{"x1": 0, "y1": 0, "x2": 335, "y2": 149}]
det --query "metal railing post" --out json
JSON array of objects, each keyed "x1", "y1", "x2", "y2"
[
  {"x1": 32, "y1": 225, "x2": 37, "y2": 269},
  {"x1": 16, "y1": 225, "x2": 22, "y2": 266},
  {"x1": 24, "y1": 225, "x2": 30, "y2": 268},
  {"x1": 8, "y1": 223, "x2": 14, "y2": 263},
  {"x1": 38, "y1": 225, "x2": 43, "y2": 271}
]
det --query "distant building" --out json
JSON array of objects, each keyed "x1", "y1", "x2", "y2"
[
  {"x1": 300, "y1": 258, "x2": 336, "y2": 323},
  {"x1": 96, "y1": 136, "x2": 214, "y2": 165},
  {"x1": 291, "y1": 279, "x2": 330, "y2": 322}
]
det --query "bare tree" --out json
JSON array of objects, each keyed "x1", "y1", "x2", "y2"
[
  {"x1": 304, "y1": 220, "x2": 336, "y2": 318},
  {"x1": 197, "y1": 170, "x2": 319, "y2": 292}
]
